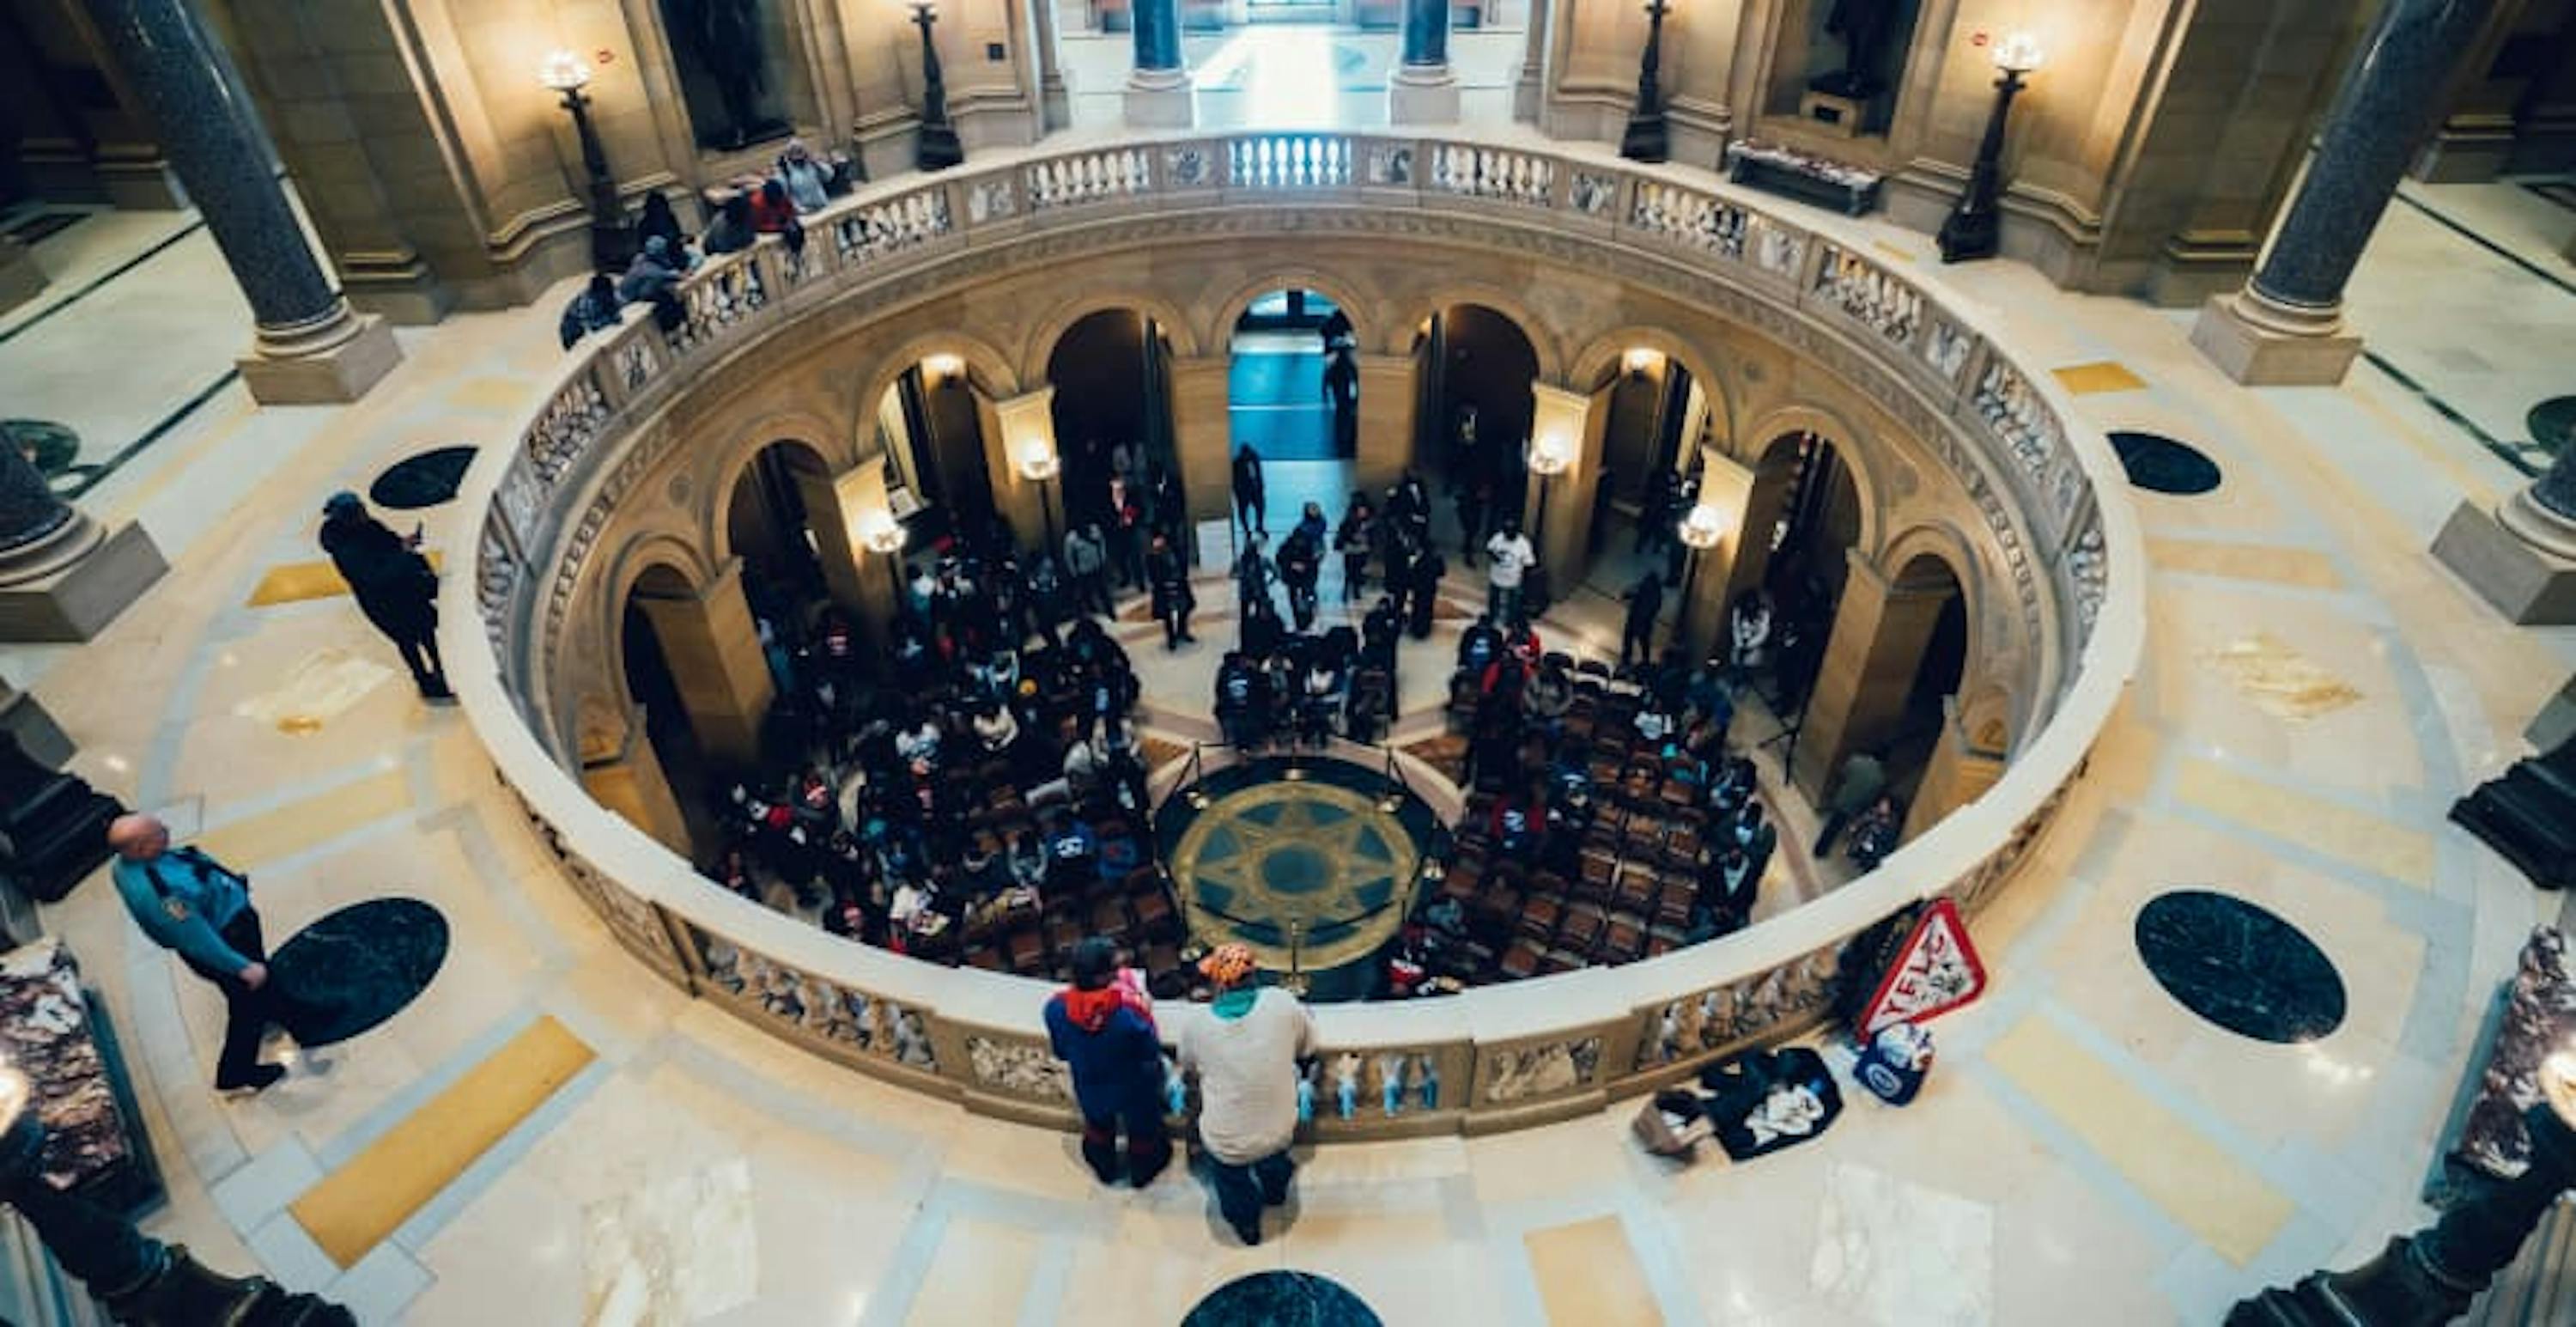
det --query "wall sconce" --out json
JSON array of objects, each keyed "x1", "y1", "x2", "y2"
[
  {"x1": 1623, "y1": 347, "x2": 1661, "y2": 380},
  {"x1": 921, "y1": 352, "x2": 964, "y2": 385},
  {"x1": 858, "y1": 511, "x2": 904, "y2": 556},
  {"x1": 1938, "y1": 31, "x2": 2043, "y2": 263},
  {"x1": 1528, "y1": 433, "x2": 1574, "y2": 478},
  {"x1": 1013, "y1": 433, "x2": 1061, "y2": 484},
  {"x1": 1676, "y1": 501, "x2": 1726, "y2": 551}
]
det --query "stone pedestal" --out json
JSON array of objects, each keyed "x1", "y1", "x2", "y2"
[
  {"x1": 0, "y1": 438, "x2": 166, "y2": 642},
  {"x1": 1798, "y1": 90, "x2": 1871, "y2": 139},
  {"x1": 2189, "y1": 289, "x2": 2364, "y2": 387},
  {"x1": 1389, "y1": 64, "x2": 1462, "y2": 125},
  {"x1": 0, "y1": 236, "x2": 46, "y2": 317},
  {"x1": 1123, "y1": 67, "x2": 1196, "y2": 130},
  {"x1": 235, "y1": 301, "x2": 404, "y2": 405},
  {"x1": 2431, "y1": 490, "x2": 2576, "y2": 624},
  {"x1": 0, "y1": 678, "x2": 72, "y2": 770}
]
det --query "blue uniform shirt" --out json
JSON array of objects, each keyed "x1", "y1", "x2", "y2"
[{"x1": 111, "y1": 848, "x2": 253, "y2": 976}]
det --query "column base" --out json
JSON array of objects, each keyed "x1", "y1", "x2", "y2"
[
  {"x1": 237, "y1": 301, "x2": 403, "y2": 405},
  {"x1": 0, "y1": 520, "x2": 167, "y2": 642},
  {"x1": 1124, "y1": 68, "x2": 1196, "y2": 130},
  {"x1": 0, "y1": 679, "x2": 74, "y2": 769},
  {"x1": 2432, "y1": 495, "x2": 2576, "y2": 624},
  {"x1": 1042, "y1": 75, "x2": 1073, "y2": 133},
  {"x1": 0, "y1": 236, "x2": 46, "y2": 316},
  {"x1": 1388, "y1": 64, "x2": 1461, "y2": 125},
  {"x1": 2188, "y1": 290, "x2": 2362, "y2": 387}
]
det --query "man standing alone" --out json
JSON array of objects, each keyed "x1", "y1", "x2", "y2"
[
  {"x1": 319, "y1": 491, "x2": 450, "y2": 701},
  {"x1": 1179, "y1": 944, "x2": 1315, "y2": 1245},
  {"x1": 1484, "y1": 518, "x2": 1536, "y2": 625},
  {"x1": 106, "y1": 814, "x2": 290, "y2": 1093}
]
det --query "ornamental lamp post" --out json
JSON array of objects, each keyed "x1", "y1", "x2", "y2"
[
  {"x1": 1937, "y1": 31, "x2": 2043, "y2": 265},
  {"x1": 1674, "y1": 499, "x2": 1725, "y2": 655},
  {"x1": 1015, "y1": 433, "x2": 1063, "y2": 547},
  {"x1": 538, "y1": 50, "x2": 636, "y2": 274},
  {"x1": 907, "y1": 3, "x2": 965, "y2": 171},
  {"x1": 1619, "y1": 0, "x2": 1674, "y2": 164},
  {"x1": 2229, "y1": 1048, "x2": 2576, "y2": 1324}
]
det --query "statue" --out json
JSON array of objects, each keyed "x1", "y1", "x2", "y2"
[
  {"x1": 665, "y1": 0, "x2": 773, "y2": 149},
  {"x1": 1815, "y1": 0, "x2": 1899, "y2": 99}
]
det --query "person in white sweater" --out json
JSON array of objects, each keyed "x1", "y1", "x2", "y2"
[{"x1": 1178, "y1": 943, "x2": 1317, "y2": 1245}]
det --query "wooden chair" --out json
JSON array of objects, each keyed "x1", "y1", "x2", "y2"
[
  {"x1": 1499, "y1": 940, "x2": 1545, "y2": 980},
  {"x1": 1517, "y1": 892, "x2": 1563, "y2": 942}
]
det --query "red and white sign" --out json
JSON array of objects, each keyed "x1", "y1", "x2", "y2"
[{"x1": 1856, "y1": 898, "x2": 1988, "y2": 1037}]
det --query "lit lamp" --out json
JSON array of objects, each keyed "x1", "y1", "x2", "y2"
[
  {"x1": 539, "y1": 49, "x2": 635, "y2": 274},
  {"x1": 0, "y1": 1066, "x2": 355, "y2": 1322},
  {"x1": 922, "y1": 352, "x2": 965, "y2": 384},
  {"x1": 1938, "y1": 31, "x2": 2042, "y2": 264},
  {"x1": 860, "y1": 510, "x2": 905, "y2": 600},
  {"x1": 1673, "y1": 500, "x2": 1725, "y2": 656},
  {"x1": 1527, "y1": 431, "x2": 1574, "y2": 552},
  {"x1": 1623, "y1": 346, "x2": 1660, "y2": 380},
  {"x1": 906, "y1": 3, "x2": 964, "y2": 171},
  {"x1": 1015, "y1": 433, "x2": 1062, "y2": 545},
  {"x1": 2233, "y1": 1048, "x2": 2576, "y2": 1321},
  {"x1": 1619, "y1": 0, "x2": 1673, "y2": 163}
]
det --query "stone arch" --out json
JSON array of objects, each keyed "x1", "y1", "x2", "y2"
[
  {"x1": 1737, "y1": 402, "x2": 1886, "y2": 560},
  {"x1": 598, "y1": 539, "x2": 716, "y2": 717},
  {"x1": 1021, "y1": 290, "x2": 1202, "y2": 385},
  {"x1": 1567, "y1": 326, "x2": 1728, "y2": 429},
  {"x1": 1388, "y1": 285, "x2": 1564, "y2": 384},
  {"x1": 704, "y1": 424, "x2": 839, "y2": 568},
  {"x1": 1957, "y1": 681, "x2": 2015, "y2": 754},
  {"x1": 1204, "y1": 269, "x2": 1386, "y2": 357},
  {"x1": 1877, "y1": 519, "x2": 1986, "y2": 691},
  {"x1": 848, "y1": 329, "x2": 1021, "y2": 448}
]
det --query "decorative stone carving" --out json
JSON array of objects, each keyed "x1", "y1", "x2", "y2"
[
  {"x1": 525, "y1": 376, "x2": 611, "y2": 486},
  {"x1": 1364, "y1": 143, "x2": 1413, "y2": 186},
  {"x1": 1229, "y1": 134, "x2": 1351, "y2": 188},
  {"x1": 1481, "y1": 1036, "x2": 1601, "y2": 1103},
  {"x1": 1812, "y1": 242, "x2": 1922, "y2": 345},
  {"x1": 1570, "y1": 171, "x2": 1618, "y2": 217},
  {"x1": 512, "y1": 790, "x2": 690, "y2": 985},
  {"x1": 696, "y1": 931, "x2": 939, "y2": 1070},
  {"x1": 968, "y1": 177, "x2": 1016, "y2": 223},
  {"x1": 966, "y1": 1034, "x2": 1072, "y2": 1102},
  {"x1": 1633, "y1": 949, "x2": 1843, "y2": 1070},
  {"x1": 1164, "y1": 144, "x2": 1212, "y2": 187},
  {"x1": 2065, "y1": 517, "x2": 2106, "y2": 640}
]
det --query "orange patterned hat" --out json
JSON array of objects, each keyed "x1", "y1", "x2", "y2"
[{"x1": 1198, "y1": 943, "x2": 1257, "y2": 987}]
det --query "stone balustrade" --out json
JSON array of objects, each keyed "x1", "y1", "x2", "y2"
[{"x1": 444, "y1": 126, "x2": 2144, "y2": 1138}]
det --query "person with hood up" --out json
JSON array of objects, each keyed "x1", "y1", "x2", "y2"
[{"x1": 1044, "y1": 936, "x2": 1171, "y2": 1187}]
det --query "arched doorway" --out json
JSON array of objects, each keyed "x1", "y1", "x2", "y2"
[
  {"x1": 1886, "y1": 553, "x2": 1968, "y2": 807},
  {"x1": 868, "y1": 354, "x2": 998, "y2": 545},
  {"x1": 1049, "y1": 307, "x2": 1181, "y2": 539},
  {"x1": 725, "y1": 441, "x2": 835, "y2": 634},
  {"x1": 1577, "y1": 346, "x2": 1713, "y2": 600},
  {"x1": 1733, "y1": 430, "x2": 1863, "y2": 716},
  {"x1": 1419, "y1": 302, "x2": 1540, "y2": 514},
  {"x1": 1221, "y1": 288, "x2": 1358, "y2": 554}
]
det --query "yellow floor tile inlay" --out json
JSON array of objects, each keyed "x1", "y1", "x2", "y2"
[
  {"x1": 197, "y1": 769, "x2": 411, "y2": 867},
  {"x1": 2052, "y1": 361, "x2": 2148, "y2": 394},
  {"x1": 2147, "y1": 539, "x2": 2343, "y2": 591},
  {"x1": 2173, "y1": 757, "x2": 2433, "y2": 887},
  {"x1": 1986, "y1": 1014, "x2": 2293, "y2": 1265},
  {"x1": 906, "y1": 1216, "x2": 1042, "y2": 1326},
  {"x1": 1524, "y1": 1214, "x2": 1664, "y2": 1327},
  {"x1": 291, "y1": 1015, "x2": 596, "y2": 1268},
  {"x1": 247, "y1": 552, "x2": 445, "y2": 607}
]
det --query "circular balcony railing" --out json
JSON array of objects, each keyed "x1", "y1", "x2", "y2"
[{"x1": 443, "y1": 124, "x2": 2142, "y2": 1137}]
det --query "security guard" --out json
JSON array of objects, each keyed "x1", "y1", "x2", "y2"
[{"x1": 106, "y1": 813, "x2": 289, "y2": 1093}]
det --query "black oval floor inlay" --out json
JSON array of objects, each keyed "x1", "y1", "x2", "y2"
[
  {"x1": 2108, "y1": 431, "x2": 2223, "y2": 496},
  {"x1": 1183, "y1": 1271, "x2": 1382, "y2": 1327},
  {"x1": 368, "y1": 446, "x2": 479, "y2": 510},
  {"x1": 2135, "y1": 890, "x2": 2344, "y2": 1044},
  {"x1": 2530, "y1": 397, "x2": 2576, "y2": 458},
  {"x1": 269, "y1": 898, "x2": 450, "y2": 1047}
]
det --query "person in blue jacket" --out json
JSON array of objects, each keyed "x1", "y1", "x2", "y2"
[
  {"x1": 1044, "y1": 937, "x2": 1170, "y2": 1187},
  {"x1": 106, "y1": 814, "x2": 291, "y2": 1093}
]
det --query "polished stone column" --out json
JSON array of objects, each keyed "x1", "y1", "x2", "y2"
[
  {"x1": 1165, "y1": 356, "x2": 1236, "y2": 527},
  {"x1": 81, "y1": 0, "x2": 400, "y2": 404},
  {"x1": 1352, "y1": 353, "x2": 1418, "y2": 497},
  {"x1": 0, "y1": 426, "x2": 165, "y2": 642},
  {"x1": 1123, "y1": 0, "x2": 1194, "y2": 128},
  {"x1": 1031, "y1": 0, "x2": 1072, "y2": 130},
  {"x1": 2190, "y1": 0, "x2": 2501, "y2": 386},
  {"x1": 1390, "y1": 0, "x2": 1461, "y2": 124}
]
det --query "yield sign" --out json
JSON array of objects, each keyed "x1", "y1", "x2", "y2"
[{"x1": 1856, "y1": 898, "x2": 1989, "y2": 1038}]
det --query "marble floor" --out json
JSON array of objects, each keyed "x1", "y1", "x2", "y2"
[
  {"x1": 7, "y1": 156, "x2": 2576, "y2": 1327},
  {"x1": 1059, "y1": 24, "x2": 1526, "y2": 131}
]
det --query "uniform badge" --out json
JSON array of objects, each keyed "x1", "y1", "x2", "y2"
[{"x1": 163, "y1": 898, "x2": 191, "y2": 922}]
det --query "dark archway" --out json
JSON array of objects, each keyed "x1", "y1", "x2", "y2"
[
  {"x1": 725, "y1": 440, "x2": 834, "y2": 633},
  {"x1": 1578, "y1": 347, "x2": 1710, "y2": 598},
  {"x1": 1885, "y1": 552, "x2": 1968, "y2": 813},
  {"x1": 1421, "y1": 303, "x2": 1541, "y2": 511},
  {"x1": 871, "y1": 355, "x2": 999, "y2": 545},
  {"x1": 1048, "y1": 307, "x2": 1180, "y2": 531},
  {"x1": 1734, "y1": 431, "x2": 1862, "y2": 715},
  {"x1": 622, "y1": 563, "x2": 718, "y2": 857}
]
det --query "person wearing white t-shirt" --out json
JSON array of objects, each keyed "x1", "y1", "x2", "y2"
[{"x1": 1484, "y1": 519, "x2": 1536, "y2": 624}]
